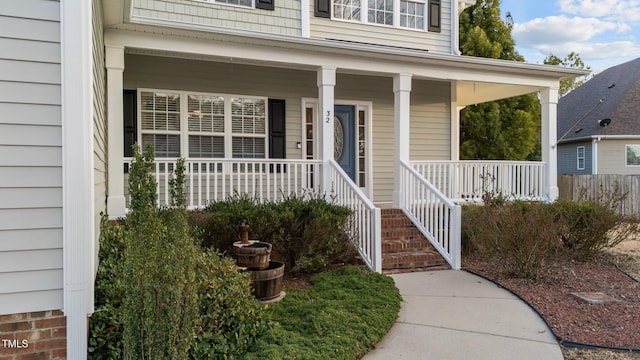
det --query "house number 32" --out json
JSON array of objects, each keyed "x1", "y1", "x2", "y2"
[{"x1": 325, "y1": 110, "x2": 332, "y2": 123}]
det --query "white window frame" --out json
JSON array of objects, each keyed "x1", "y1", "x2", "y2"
[
  {"x1": 138, "y1": 88, "x2": 268, "y2": 160},
  {"x1": 576, "y1": 146, "x2": 585, "y2": 170},
  {"x1": 332, "y1": 0, "x2": 427, "y2": 31},
  {"x1": 626, "y1": 144, "x2": 640, "y2": 167},
  {"x1": 193, "y1": 0, "x2": 255, "y2": 9}
]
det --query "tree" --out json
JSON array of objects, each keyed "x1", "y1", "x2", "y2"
[
  {"x1": 458, "y1": 0, "x2": 541, "y2": 160},
  {"x1": 544, "y1": 52, "x2": 591, "y2": 96}
]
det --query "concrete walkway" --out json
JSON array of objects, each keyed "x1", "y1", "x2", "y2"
[{"x1": 363, "y1": 270, "x2": 563, "y2": 360}]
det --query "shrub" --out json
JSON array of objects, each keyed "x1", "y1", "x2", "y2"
[
  {"x1": 462, "y1": 201, "x2": 564, "y2": 278},
  {"x1": 271, "y1": 194, "x2": 355, "y2": 273},
  {"x1": 88, "y1": 216, "x2": 125, "y2": 359},
  {"x1": 554, "y1": 199, "x2": 637, "y2": 260},
  {"x1": 190, "y1": 250, "x2": 272, "y2": 359},
  {"x1": 122, "y1": 146, "x2": 199, "y2": 359},
  {"x1": 198, "y1": 193, "x2": 356, "y2": 274},
  {"x1": 201, "y1": 194, "x2": 280, "y2": 255}
]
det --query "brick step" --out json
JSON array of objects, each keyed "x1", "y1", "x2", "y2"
[
  {"x1": 382, "y1": 238, "x2": 435, "y2": 254},
  {"x1": 381, "y1": 218, "x2": 414, "y2": 228},
  {"x1": 382, "y1": 251, "x2": 448, "y2": 270},
  {"x1": 381, "y1": 227, "x2": 425, "y2": 241}
]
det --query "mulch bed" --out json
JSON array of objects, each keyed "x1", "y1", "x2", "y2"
[{"x1": 464, "y1": 255, "x2": 640, "y2": 350}]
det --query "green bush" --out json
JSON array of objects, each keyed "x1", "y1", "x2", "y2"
[
  {"x1": 201, "y1": 194, "x2": 280, "y2": 255},
  {"x1": 462, "y1": 201, "x2": 564, "y2": 278},
  {"x1": 88, "y1": 216, "x2": 125, "y2": 360},
  {"x1": 197, "y1": 193, "x2": 356, "y2": 274},
  {"x1": 271, "y1": 194, "x2": 355, "y2": 273},
  {"x1": 122, "y1": 146, "x2": 199, "y2": 360},
  {"x1": 190, "y1": 250, "x2": 272, "y2": 359},
  {"x1": 554, "y1": 199, "x2": 636, "y2": 260}
]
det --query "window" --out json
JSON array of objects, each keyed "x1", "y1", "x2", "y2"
[
  {"x1": 334, "y1": 0, "x2": 361, "y2": 21},
  {"x1": 329, "y1": 0, "x2": 436, "y2": 30},
  {"x1": 400, "y1": 0, "x2": 424, "y2": 29},
  {"x1": 626, "y1": 144, "x2": 640, "y2": 166},
  {"x1": 577, "y1": 146, "x2": 585, "y2": 170},
  {"x1": 213, "y1": 0, "x2": 252, "y2": 7},
  {"x1": 368, "y1": 0, "x2": 394, "y2": 25},
  {"x1": 139, "y1": 90, "x2": 267, "y2": 159},
  {"x1": 140, "y1": 91, "x2": 181, "y2": 158}
]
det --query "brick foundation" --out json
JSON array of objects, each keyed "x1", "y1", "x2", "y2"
[{"x1": 0, "y1": 311, "x2": 66, "y2": 360}]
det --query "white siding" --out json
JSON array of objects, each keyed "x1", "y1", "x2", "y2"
[
  {"x1": 132, "y1": 0, "x2": 301, "y2": 36},
  {"x1": 93, "y1": 0, "x2": 107, "y2": 267},
  {"x1": 310, "y1": 0, "x2": 452, "y2": 53},
  {"x1": 0, "y1": 0, "x2": 63, "y2": 314}
]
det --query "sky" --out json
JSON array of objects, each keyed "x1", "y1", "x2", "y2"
[{"x1": 500, "y1": 0, "x2": 640, "y2": 74}]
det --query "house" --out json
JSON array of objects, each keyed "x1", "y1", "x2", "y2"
[
  {"x1": 558, "y1": 57, "x2": 640, "y2": 175},
  {"x1": 0, "y1": 0, "x2": 587, "y2": 359}
]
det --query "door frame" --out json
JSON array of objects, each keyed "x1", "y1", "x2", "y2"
[{"x1": 301, "y1": 98, "x2": 373, "y2": 199}]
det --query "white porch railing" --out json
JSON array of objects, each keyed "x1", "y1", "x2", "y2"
[
  {"x1": 328, "y1": 160, "x2": 382, "y2": 273},
  {"x1": 400, "y1": 160, "x2": 461, "y2": 270},
  {"x1": 125, "y1": 158, "x2": 322, "y2": 208},
  {"x1": 411, "y1": 160, "x2": 547, "y2": 202}
]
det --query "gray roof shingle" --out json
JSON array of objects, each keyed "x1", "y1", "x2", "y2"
[{"x1": 558, "y1": 57, "x2": 640, "y2": 142}]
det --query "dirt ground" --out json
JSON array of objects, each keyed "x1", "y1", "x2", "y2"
[{"x1": 561, "y1": 231, "x2": 640, "y2": 360}]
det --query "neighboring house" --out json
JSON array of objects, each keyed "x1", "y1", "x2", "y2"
[
  {"x1": 0, "y1": 0, "x2": 586, "y2": 359},
  {"x1": 558, "y1": 57, "x2": 640, "y2": 175}
]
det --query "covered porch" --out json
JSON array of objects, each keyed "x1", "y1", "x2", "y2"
[{"x1": 103, "y1": 26, "x2": 578, "y2": 273}]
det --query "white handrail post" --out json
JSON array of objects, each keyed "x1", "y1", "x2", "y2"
[
  {"x1": 373, "y1": 207, "x2": 382, "y2": 273},
  {"x1": 450, "y1": 204, "x2": 462, "y2": 270}
]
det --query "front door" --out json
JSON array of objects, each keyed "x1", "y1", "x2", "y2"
[{"x1": 334, "y1": 105, "x2": 356, "y2": 182}]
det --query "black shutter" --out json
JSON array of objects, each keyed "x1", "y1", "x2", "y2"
[
  {"x1": 123, "y1": 90, "x2": 137, "y2": 170},
  {"x1": 256, "y1": 0, "x2": 274, "y2": 11},
  {"x1": 428, "y1": 0, "x2": 441, "y2": 32},
  {"x1": 268, "y1": 99, "x2": 286, "y2": 173},
  {"x1": 315, "y1": 0, "x2": 330, "y2": 18},
  {"x1": 268, "y1": 99, "x2": 286, "y2": 159}
]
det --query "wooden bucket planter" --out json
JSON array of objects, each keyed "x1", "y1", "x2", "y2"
[
  {"x1": 250, "y1": 261, "x2": 285, "y2": 301},
  {"x1": 233, "y1": 241, "x2": 272, "y2": 269}
]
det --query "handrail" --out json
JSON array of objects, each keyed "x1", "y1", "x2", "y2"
[
  {"x1": 411, "y1": 160, "x2": 547, "y2": 202},
  {"x1": 124, "y1": 158, "x2": 323, "y2": 208},
  {"x1": 400, "y1": 160, "x2": 461, "y2": 270},
  {"x1": 328, "y1": 159, "x2": 382, "y2": 273}
]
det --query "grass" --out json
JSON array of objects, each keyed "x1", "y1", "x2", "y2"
[{"x1": 243, "y1": 266, "x2": 402, "y2": 360}]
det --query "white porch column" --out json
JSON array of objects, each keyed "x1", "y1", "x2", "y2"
[
  {"x1": 450, "y1": 81, "x2": 460, "y2": 161},
  {"x1": 393, "y1": 73, "x2": 412, "y2": 207},
  {"x1": 317, "y1": 67, "x2": 336, "y2": 194},
  {"x1": 106, "y1": 45, "x2": 126, "y2": 218},
  {"x1": 541, "y1": 86, "x2": 559, "y2": 201}
]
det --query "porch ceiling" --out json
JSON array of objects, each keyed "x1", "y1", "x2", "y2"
[{"x1": 456, "y1": 81, "x2": 541, "y2": 107}]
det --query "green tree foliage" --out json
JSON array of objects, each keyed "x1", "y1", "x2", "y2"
[
  {"x1": 544, "y1": 52, "x2": 591, "y2": 96},
  {"x1": 458, "y1": 0, "x2": 541, "y2": 160}
]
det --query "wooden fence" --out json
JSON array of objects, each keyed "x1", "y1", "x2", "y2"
[{"x1": 558, "y1": 175, "x2": 640, "y2": 216}]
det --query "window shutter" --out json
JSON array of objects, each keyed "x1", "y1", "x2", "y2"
[
  {"x1": 123, "y1": 89, "x2": 137, "y2": 159},
  {"x1": 256, "y1": 0, "x2": 274, "y2": 10},
  {"x1": 428, "y1": 0, "x2": 441, "y2": 32},
  {"x1": 315, "y1": 0, "x2": 331, "y2": 18},
  {"x1": 268, "y1": 99, "x2": 286, "y2": 159}
]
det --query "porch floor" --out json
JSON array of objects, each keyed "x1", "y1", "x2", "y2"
[{"x1": 381, "y1": 209, "x2": 449, "y2": 274}]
